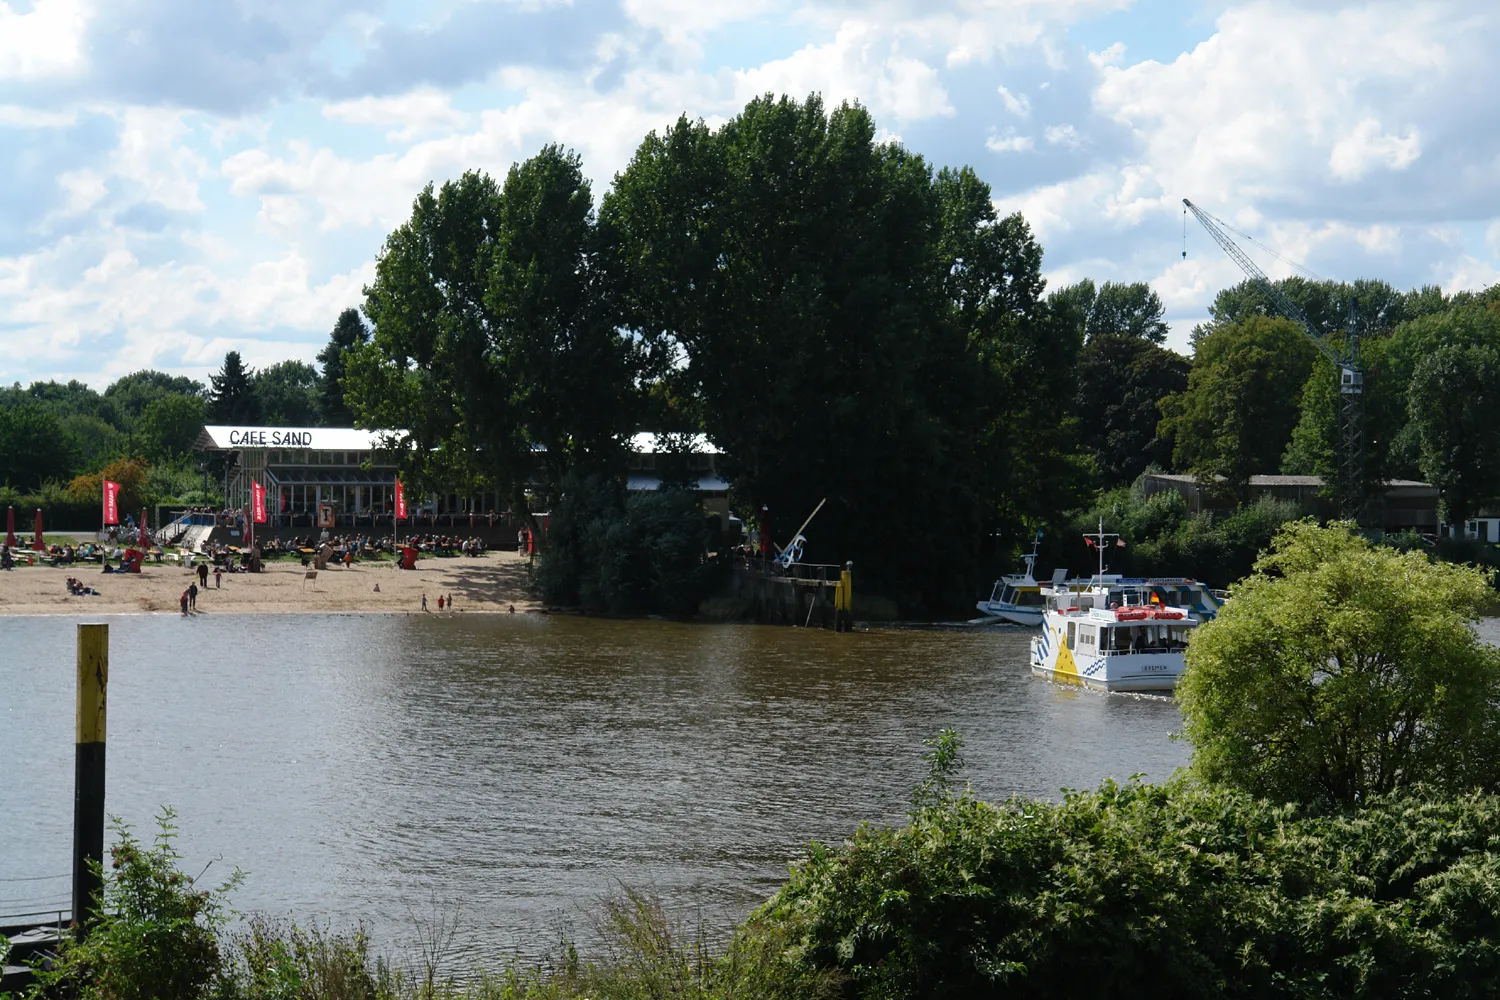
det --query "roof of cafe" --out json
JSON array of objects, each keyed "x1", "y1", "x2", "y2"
[{"x1": 195, "y1": 425, "x2": 387, "y2": 452}]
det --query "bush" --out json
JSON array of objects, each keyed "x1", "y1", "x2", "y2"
[
  {"x1": 30, "y1": 809, "x2": 242, "y2": 1000},
  {"x1": 751, "y1": 764, "x2": 1500, "y2": 999},
  {"x1": 538, "y1": 474, "x2": 719, "y2": 615}
]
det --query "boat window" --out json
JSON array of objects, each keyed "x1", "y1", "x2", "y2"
[
  {"x1": 999, "y1": 585, "x2": 1015, "y2": 604},
  {"x1": 1017, "y1": 589, "x2": 1043, "y2": 606},
  {"x1": 1066, "y1": 622, "x2": 1076, "y2": 650},
  {"x1": 1078, "y1": 626, "x2": 1096, "y2": 648}
]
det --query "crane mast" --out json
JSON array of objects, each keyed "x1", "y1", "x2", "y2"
[{"x1": 1182, "y1": 199, "x2": 1367, "y2": 522}]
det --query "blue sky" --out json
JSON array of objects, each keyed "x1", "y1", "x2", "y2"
[{"x1": 1, "y1": 0, "x2": 1495, "y2": 387}]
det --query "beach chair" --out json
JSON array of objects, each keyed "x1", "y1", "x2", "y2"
[{"x1": 303, "y1": 570, "x2": 318, "y2": 589}]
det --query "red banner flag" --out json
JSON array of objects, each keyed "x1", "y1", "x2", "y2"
[
  {"x1": 251, "y1": 480, "x2": 267, "y2": 524},
  {"x1": 395, "y1": 479, "x2": 407, "y2": 519},
  {"x1": 102, "y1": 480, "x2": 121, "y2": 525}
]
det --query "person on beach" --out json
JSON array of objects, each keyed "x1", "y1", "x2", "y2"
[
  {"x1": 180, "y1": 590, "x2": 189, "y2": 615},
  {"x1": 421, "y1": 592, "x2": 428, "y2": 612},
  {"x1": 214, "y1": 568, "x2": 222, "y2": 588},
  {"x1": 447, "y1": 593, "x2": 453, "y2": 611},
  {"x1": 437, "y1": 595, "x2": 444, "y2": 611},
  {"x1": 197, "y1": 562, "x2": 208, "y2": 587},
  {"x1": 188, "y1": 582, "x2": 198, "y2": 610}
]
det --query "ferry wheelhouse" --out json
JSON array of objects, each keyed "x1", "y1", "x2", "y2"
[
  {"x1": 1028, "y1": 521, "x2": 1200, "y2": 692},
  {"x1": 975, "y1": 533, "x2": 1048, "y2": 626}
]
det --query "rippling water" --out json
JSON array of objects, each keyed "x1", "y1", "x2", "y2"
[{"x1": 2, "y1": 613, "x2": 1188, "y2": 962}]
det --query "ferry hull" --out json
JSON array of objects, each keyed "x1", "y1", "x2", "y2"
[
  {"x1": 1028, "y1": 661, "x2": 1181, "y2": 693},
  {"x1": 974, "y1": 601, "x2": 1046, "y2": 627}
]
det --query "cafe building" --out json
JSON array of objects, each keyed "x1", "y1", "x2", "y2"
[{"x1": 194, "y1": 425, "x2": 727, "y2": 529}]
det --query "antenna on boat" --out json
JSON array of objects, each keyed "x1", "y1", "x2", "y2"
[
  {"x1": 1022, "y1": 529, "x2": 1042, "y2": 580},
  {"x1": 1081, "y1": 517, "x2": 1120, "y2": 588}
]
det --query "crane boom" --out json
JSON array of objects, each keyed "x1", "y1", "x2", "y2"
[
  {"x1": 1182, "y1": 199, "x2": 1340, "y2": 367},
  {"x1": 1183, "y1": 198, "x2": 1368, "y2": 523}
]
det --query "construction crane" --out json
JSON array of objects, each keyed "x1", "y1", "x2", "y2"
[{"x1": 1182, "y1": 199, "x2": 1367, "y2": 521}]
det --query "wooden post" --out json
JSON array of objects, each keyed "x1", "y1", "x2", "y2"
[{"x1": 73, "y1": 623, "x2": 108, "y2": 932}]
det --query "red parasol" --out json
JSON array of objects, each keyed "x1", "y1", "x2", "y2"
[
  {"x1": 32, "y1": 508, "x2": 44, "y2": 551},
  {"x1": 4, "y1": 505, "x2": 14, "y2": 548}
]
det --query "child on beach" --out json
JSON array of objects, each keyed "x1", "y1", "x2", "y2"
[
  {"x1": 421, "y1": 592, "x2": 428, "y2": 612},
  {"x1": 180, "y1": 590, "x2": 189, "y2": 615},
  {"x1": 437, "y1": 595, "x2": 444, "y2": 611},
  {"x1": 214, "y1": 568, "x2": 222, "y2": 588}
]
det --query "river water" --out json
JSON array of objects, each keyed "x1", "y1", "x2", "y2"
[{"x1": 2, "y1": 613, "x2": 1187, "y2": 963}]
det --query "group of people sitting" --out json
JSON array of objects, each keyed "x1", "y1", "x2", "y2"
[
  {"x1": 66, "y1": 576, "x2": 100, "y2": 596},
  {"x1": 404, "y1": 534, "x2": 487, "y2": 557}
]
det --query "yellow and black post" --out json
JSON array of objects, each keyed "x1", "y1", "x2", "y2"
[
  {"x1": 834, "y1": 561, "x2": 853, "y2": 632},
  {"x1": 73, "y1": 623, "x2": 108, "y2": 932}
]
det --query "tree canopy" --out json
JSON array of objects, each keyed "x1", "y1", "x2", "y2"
[{"x1": 1178, "y1": 520, "x2": 1500, "y2": 806}]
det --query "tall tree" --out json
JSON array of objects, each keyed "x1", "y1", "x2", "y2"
[
  {"x1": 1158, "y1": 316, "x2": 1317, "y2": 497},
  {"x1": 0, "y1": 403, "x2": 76, "y2": 489},
  {"x1": 104, "y1": 370, "x2": 204, "y2": 427},
  {"x1": 1407, "y1": 342, "x2": 1500, "y2": 530},
  {"x1": 316, "y1": 309, "x2": 369, "y2": 426},
  {"x1": 138, "y1": 394, "x2": 207, "y2": 461},
  {"x1": 605, "y1": 96, "x2": 1057, "y2": 608},
  {"x1": 253, "y1": 360, "x2": 321, "y2": 426},
  {"x1": 206, "y1": 351, "x2": 261, "y2": 425},
  {"x1": 1073, "y1": 334, "x2": 1189, "y2": 484},
  {"x1": 349, "y1": 150, "x2": 636, "y2": 524}
]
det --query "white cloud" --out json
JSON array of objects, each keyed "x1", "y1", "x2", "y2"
[
  {"x1": 1043, "y1": 123, "x2": 1082, "y2": 148},
  {"x1": 0, "y1": 0, "x2": 89, "y2": 80},
  {"x1": 323, "y1": 88, "x2": 469, "y2": 142},
  {"x1": 996, "y1": 84, "x2": 1030, "y2": 117},
  {"x1": 734, "y1": 21, "x2": 954, "y2": 122},
  {"x1": 1328, "y1": 117, "x2": 1421, "y2": 181},
  {"x1": 987, "y1": 128, "x2": 1035, "y2": 153},
  {"x1": 0, "y1": 104, "x2": 76, "y2": 128}
]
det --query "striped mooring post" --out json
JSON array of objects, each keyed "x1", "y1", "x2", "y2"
[{"x1": 72, "y1": 623, "x2": 108, "y2": 933}]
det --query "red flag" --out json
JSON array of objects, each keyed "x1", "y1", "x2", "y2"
[
  {"x1": 251, "y1": 481, "x2": 267, "y2": 524},
  {"x1": 1116, "y1": 539, "x2": 1126, "y2": 548},
  {"x1": 1085, "y1": 538, "x2": 1096, "y2": 548},
  {"x1": 102, "y1": 480, "x2": 121, "y2": 525},
  {"x1": 395, "y1": 479, "x2": 407, "y2": 519}
]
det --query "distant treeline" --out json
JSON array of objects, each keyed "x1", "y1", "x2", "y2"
[{"x1": 7, "y1": 93, "x2": 1500, "y2": 605}]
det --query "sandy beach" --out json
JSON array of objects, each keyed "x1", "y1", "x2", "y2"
[{"x1": 0, "y1": 550, "x2": 540, "y2": 615}]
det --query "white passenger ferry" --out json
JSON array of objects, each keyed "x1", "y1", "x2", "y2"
[
  {"x1": 1028, "y1": 522, "x2": 1200, "y2": 692},
  {"x1": 978, "y1": 536, "x2": 1224, "y2": 627}
]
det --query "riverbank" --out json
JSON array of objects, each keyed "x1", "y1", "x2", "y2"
[{"x1": 0, "y1": 550, "x2": 541, "y2": 615}]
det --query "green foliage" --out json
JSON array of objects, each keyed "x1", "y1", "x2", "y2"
[
  {"x1": 1407, "y1": 342, "x2": 1500, "y2": 526},
  {"x1": 1159, "y1": 316, "x2": 1318, "y2": 496},
  {"x1": 207, "y1": 351, "x2": 261, "y2": 425},
  {"x1": 29, "y1": 809, "x2": 242, "y2": 1000},
  {"x1": 1179, "y1": 521, "x2": 1500, "y2": 806},
  {"x1": 538, "y1": 475, "x2": 715, "y2": 614},
  {"x1": 1072, "y1": 333, "x2": 1189, "y2": 484},
  {"x1": 0, "y1": 402, "x2": 77, "y2": 490},
  {"x1": 218, "y1": 918, "x2": 397, "y2": 1000},
  {"x1": 1054, "y1": 481, "x2": 1303, "y2": 587},
  {"x1": 752, "y1": 770, "x2": 1500, "y2": 999},
  {"x1": 1051, "y1": 278, "x2": 1169, "y2": 344},
  {"x1": 350, "y1": 148, "x2": 635, "y2": 521},
  {"x1": 139, "y1": 394, "x2": 207, "y2": 461},
  {"x1": 317, "y1": 308, "x2": 370, "y2": 426},
  {"x1": 253, "y1": 361, "x2": 322, "y2": 427},
  {"x1": 605, "y1": 95, "x2": 1058, "y2": 611},
  {"x1": 104, "y1": 371, "x2": 205, "y2": 427}
]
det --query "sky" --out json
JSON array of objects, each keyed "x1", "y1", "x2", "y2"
[{"x1": 1, "y1": 0, "x2": 1497, "y2": 389}]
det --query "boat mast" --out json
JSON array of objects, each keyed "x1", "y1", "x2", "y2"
[{"x1": 1082, "y1": 517, "x2": 1119, "y2": 587}]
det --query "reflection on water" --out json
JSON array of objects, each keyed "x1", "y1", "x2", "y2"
[{"x1": 1, "y1": 613, "x2": 1187, "y2": 960}]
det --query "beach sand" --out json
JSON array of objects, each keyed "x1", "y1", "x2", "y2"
[{"x1": 0, "y1": 550, "x2": 540, "y2": 615}]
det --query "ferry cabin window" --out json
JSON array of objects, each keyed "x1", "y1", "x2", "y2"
[
  {"x1": 1078, "y1": 626, "x2": 1097, "y2": 649},
  {"x1": 1066, "y1": 622, "x2": 1076, "y2": 650},
  {"x1": 1017, "y1": 589, "x2": 1043, "y2": 606}
]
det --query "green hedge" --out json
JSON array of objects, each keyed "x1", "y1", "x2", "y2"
[{"x1": 751, "y1": 775, "x2": 1500, "y2": 999}]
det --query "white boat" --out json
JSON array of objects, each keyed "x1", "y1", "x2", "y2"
[
  {"x1": 1027, "y1": 521, "x2": 1200, "y2": 692},
  {"x1": 975, "y1": 533, "x2": 1049, "y2": 626},
  {"x1": 978, "y1": 533, "x2": 1224, "y2": 627}
]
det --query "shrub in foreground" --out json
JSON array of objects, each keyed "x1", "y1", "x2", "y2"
[{"x1": 749, "y1": 773, "x2": 1500, "y2": 999}]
